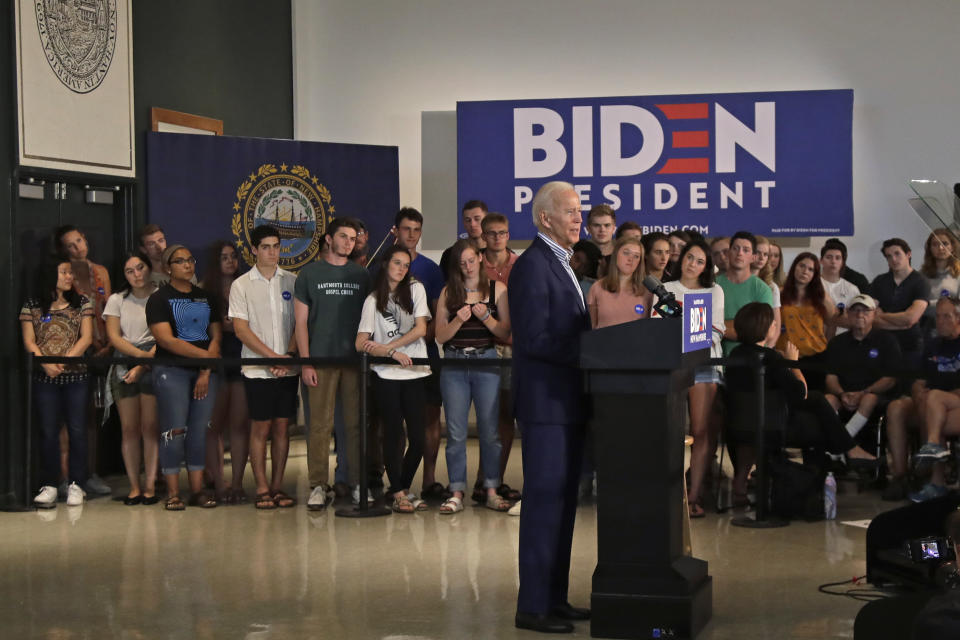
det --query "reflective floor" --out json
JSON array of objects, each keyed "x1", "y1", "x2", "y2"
[{"x1": 0, "y1": 439, "x2": 893, "y2": 639}]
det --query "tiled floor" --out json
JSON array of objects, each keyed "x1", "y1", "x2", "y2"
[{"x1": 0, "y1": 439, "x2": 899, "y2": 639}]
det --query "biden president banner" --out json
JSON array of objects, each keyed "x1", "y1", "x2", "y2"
[
  {"x1": 457, "y1": 89, "x2": 853, "y2": 239},
  {"x1": 147, "y1": 132, "x2": 399, "y2": 274}
]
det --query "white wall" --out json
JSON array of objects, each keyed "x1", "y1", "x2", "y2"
[{"x1": 293, "y1": 0, "x2": 960, "y2": 275}]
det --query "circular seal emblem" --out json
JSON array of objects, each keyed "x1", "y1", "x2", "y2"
[
  {"x1": 35, "y1": 0, "x2": 118, "y2": 94},
  {"x1": 942, "y1": 289, "x2": 951, "y2": 297},
  {"x1": 282, "y1": 291, "x2": 292, "y2": 301},
  {"x1": 837, "y1": 302, "x2": 845, "y2": 310},
  {"x1": 232, "y1": 163, "x2": 332, "y2": 272},
  {"x1": 868, "y1": 348, "x2": 879, "y2": 359},
  {"x1": 634, "y1": 304, "x2": 645, "y2": 315}
]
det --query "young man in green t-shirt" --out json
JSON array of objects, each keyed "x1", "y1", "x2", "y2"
[
  {"x1": 294, "y1": 218, "x2": 372, "y2": 509},
  {"x1": 716, "y1": 230, "x2": 775, "y2": 355}
]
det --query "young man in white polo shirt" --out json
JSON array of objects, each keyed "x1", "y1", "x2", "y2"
[{"x1": 229, "y1": 225, "x2": 300, "y2": 509}]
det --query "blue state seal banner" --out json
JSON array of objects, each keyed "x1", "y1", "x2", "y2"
[{"x1": 147, "y1": 133, "x2": 399, "y2": 274}]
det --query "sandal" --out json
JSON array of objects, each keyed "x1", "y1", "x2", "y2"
[
  {"x1": 255, "y1": 492, "x2": 277, "y2": 510},
  {"x1": 272, "y1": 491, "x2": 296, "y2": 508},
  {"x1": 188, "y1": 491, "x2": 217, "y2": 508},
  {"x1": 485, "y1": 492, "x2": 511, "y2": 512},
  {"x1": 406, "y1": 493, "x2": 428, "y2": 511},
  {"x1": 439, "y1": 495, "x2": 464, "y2": 514},
  {"x1": 164, "y1": 495, "x2": 185, "y2": 511},
  {"x1": 497, "y1": 483, "x2": 522, "y2": 501},
  {"x1": 392, "y1": 494, "x2": 416, "y2": 514},
  {"x1": 689, "y1": 501, "x2": 705, "y2": 519}
]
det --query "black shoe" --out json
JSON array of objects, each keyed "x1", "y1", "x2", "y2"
[
  {"x1": 514, "y1": 612, "x2": 574, "y2": 634},
  {"x1": 551, "y1": 603, "x2": 591, "y2": 621},
  {"x1": 142, "y1": 495, "x2": 159, "y2": 505},
  {"x1": 123, "y1": 494, "x2": 143, "y2": 506}
]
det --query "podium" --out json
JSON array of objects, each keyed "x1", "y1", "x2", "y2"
[{"x1": 580, "y1": 318, "x2": 712, "y2": 639}]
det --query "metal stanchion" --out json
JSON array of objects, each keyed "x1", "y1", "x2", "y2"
[
  {"x1": 733, "y1": 353, "x2": 788, "y2": 528},
  {"x1": 336, "y1": 352, "x2": 390, "y2": 518}
]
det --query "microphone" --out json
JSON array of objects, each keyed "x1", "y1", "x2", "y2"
[{"x1": 643, "y1": 274, "x2": 683, "y2": 318}]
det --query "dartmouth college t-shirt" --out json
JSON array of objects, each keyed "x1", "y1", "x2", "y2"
[
  {"x1": 145, "y1": 283, "x2": 220, "y2": 359},
  {"x1": 294, "y1": 259, "x2": 371, "y2": 358}
]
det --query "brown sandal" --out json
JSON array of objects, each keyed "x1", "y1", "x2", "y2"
[
  {"x1": 272, "y1": 491, "x2": 296, "y2": 508},
  {"x1": 188, "y1": 491, "x2": 217, "y2": 508},
  {"x1": 392, "y1": 494, "x2": 415, "y2": 513},
  {"x1": 164, "y1": 495, "x2": 185, "y2": 511},
  {"x1": 255, "y1": 492, "x2": 277, "y2": 510}
]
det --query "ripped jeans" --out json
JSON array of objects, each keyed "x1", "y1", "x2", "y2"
[{"x1": 154, "y1": 366, "x2": 219, "y2": 476}]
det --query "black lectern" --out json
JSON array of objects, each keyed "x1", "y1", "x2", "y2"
[{"x1": 581, "y1": 318, "x2": 712, "y2": 639}]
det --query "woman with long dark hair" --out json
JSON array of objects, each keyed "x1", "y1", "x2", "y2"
[
  {"x1": 435, "y1": 239, "x2": 512, "y2": 513},
  {"x1": 21, "y1": 257, "x2": 93, "y2": 507},
  {"x1": 654, "y1": 240, "x2": 725, "y2": 517},
  {"x1": 103, "y1": 252, "x2": 159, "y2": 504},
  {"x1": 147, "y1": 245, "x2": 222, "y2": 510},
  {"x1": 356, "y1": 245, "x2": 432, "y2": 512},
  {"x1": 201, "y1": 241, "x2": 249, "y2": 503},
  {"x1": 778, "y1": 252, "x2": 836, "y2": 389}
]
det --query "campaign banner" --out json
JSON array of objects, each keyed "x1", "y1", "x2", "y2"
[
  {"x1": 147, "y1": 132, "x2": 399, "y2": 275},
  {"x1": 682, "y1": 292, "x2": 712, "y2": 354},
  {"x1": 457, "y1": 89, "x2": 853, "y2": 239}
]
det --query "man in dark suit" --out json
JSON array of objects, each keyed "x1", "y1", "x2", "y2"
[{"x1": 509, "y1": 181, "x2": 592, "y2": 634}]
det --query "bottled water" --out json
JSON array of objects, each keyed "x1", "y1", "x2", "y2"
[{"x1": 824, "y1": 472, "x2": 837, "y2": 520}]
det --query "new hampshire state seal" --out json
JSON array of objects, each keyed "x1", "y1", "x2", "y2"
[
  {"x1": 36, "y1": 0, "x2": 118, "y2": 94},
  {"x1": 232, "y1": 163, "x2": 333, "y2": 272}
]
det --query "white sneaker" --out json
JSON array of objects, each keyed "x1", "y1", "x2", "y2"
[
  {"x1": 307, "y1": 485, "x2": 330, "y2": 511},
  {"x1": 34, "y1": 485, "x2": 58, "y2": 508},
  {"x1": 66, "y1": 482, "x2": 86, "y2": 506},
  {"x1": 351, "y1": 486, "x2": 375, "y2": 505},
  {"x1": 508, "y1": 500, "x2": 522, "y2": 516}
]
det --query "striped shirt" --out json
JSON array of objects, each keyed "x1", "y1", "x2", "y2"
[{"x1": 538, "y1": 232, "x2": 585, "y2": 311}]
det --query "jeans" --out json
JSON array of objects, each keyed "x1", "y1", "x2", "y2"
[
  {"x1": 440, "y1": 348, "x2": 501, "y2": 493},
  {"x1": 154, "y1": 366, "x2": 219, "y2": 476},
  {"x1": 34, "y1": 378, "x2": 89, "y2": 487}
]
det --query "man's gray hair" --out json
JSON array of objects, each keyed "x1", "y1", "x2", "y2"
[
  {"x1": 937, "y1": 295, "x2": 960, "y2": 317},
  {"x1": 531, "y1": 181, "x2": 575, "y2": 232}
]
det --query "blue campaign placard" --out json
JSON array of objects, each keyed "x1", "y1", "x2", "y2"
[
  {"x1": 682, "y1": 292, "x2": 712, "y2": 354},
  {"x1": 457, "y1": 89, "x2": 852, "y2": 239}
]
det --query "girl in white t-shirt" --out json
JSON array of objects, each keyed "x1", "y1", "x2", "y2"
[
  {"x1": 103, "y1": 252, "x2": 158, "y2": 504},
  {"x1": 356, "y1": 245, "x2": 432, "y2": 513},
  {"x1": 654, "y1": 240, "x2": 725, "y2": 518}
]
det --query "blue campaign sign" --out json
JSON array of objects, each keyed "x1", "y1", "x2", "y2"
[
  {"x1": 682, "y1": 292, "x2": 712, "y2": 354},
  {"x1": 457, "y1": 89, "x2": 852, "y2": 240}
]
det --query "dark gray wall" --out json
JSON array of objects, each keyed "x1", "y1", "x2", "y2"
[
  {"x1": 0, "y1": 1, "x2": 294, "y2": 501},
  {"x1": 132, "y1": 0, "x2": 294, "y2": 230}
]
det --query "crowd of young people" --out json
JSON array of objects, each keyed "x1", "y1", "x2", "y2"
[{"x1": 22, "y1": 204, "x2": 960, "y2": 517}]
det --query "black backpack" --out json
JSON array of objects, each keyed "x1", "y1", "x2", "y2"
[{"x1": 768, "y1": 455, "x2": 825, "y2": 522}]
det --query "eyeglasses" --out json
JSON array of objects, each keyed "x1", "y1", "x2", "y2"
[
  {"x1": 484, "y1": 230, "x2": 509, "y2": 238},
  {"x1": 169, "y1": 257, "x2": 196, "y2": 266}
]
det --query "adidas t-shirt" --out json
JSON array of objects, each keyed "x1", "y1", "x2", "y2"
[{"x1": 357, "y1": 281, "x2": 431, "y2": 380}]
